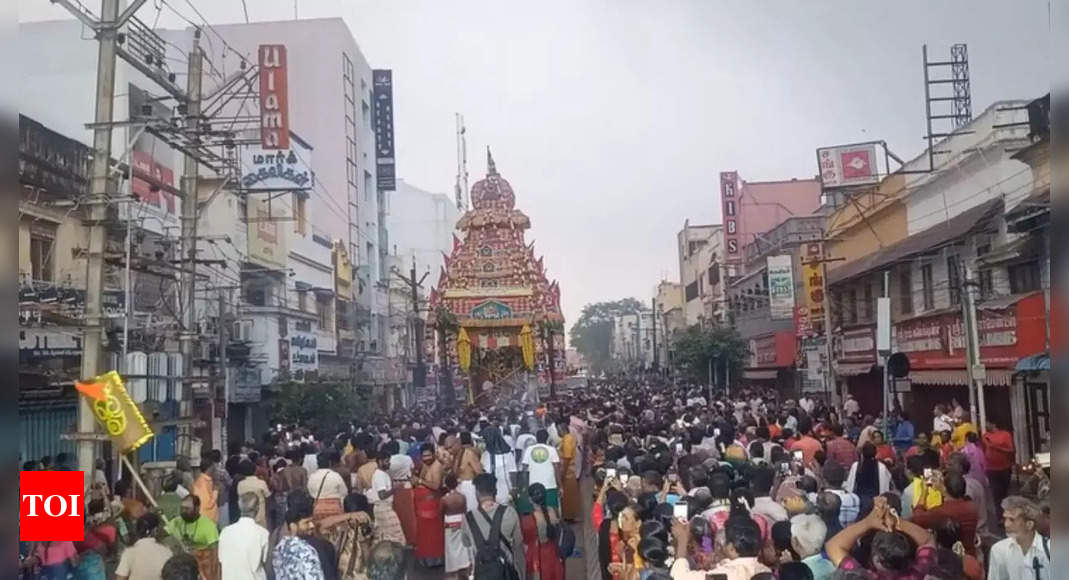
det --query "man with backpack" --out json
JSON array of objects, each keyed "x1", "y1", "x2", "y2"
[{"x1": 462, "y1": 472, "x2": 526, "y2": 580}]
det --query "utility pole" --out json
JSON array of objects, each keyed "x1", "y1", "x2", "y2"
[
  {"x1": 216, "y1": 291, "x2": 229, "y2": 453},
  {"x1": 393, "y1": 261, "x2": 429, "y2": 405},
  {"x1": 178, "y1": 31, "x2": 204, "y2": 456},
  {"x1": 962, "y1": 263, "x2": 987, "y2": 428},
  {"x1": 76, "y1": 0, "x2": 123, "y2": 477},
  {"x1": 822, "y1": 260, "x2": 839, "y2": 410}
]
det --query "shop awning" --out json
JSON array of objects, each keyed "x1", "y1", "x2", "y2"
[
  {"x1": 828, "y1": 198, "x2": 1003, "y2": 285},
  {"x1": 837, "y1": 363, "x2": 875, "y2": 377},
  {"x1": 909, "y1": 369, "x2": 1014, "y2": 386},
  {"x1": 1015, "y1": 351, "x2": 1050, "y2": 372},
  {"x1": 743, "y1": 369, "x2": 778, "y2": 380}
]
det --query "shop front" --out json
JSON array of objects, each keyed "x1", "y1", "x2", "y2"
[
  {"x1": 893, "y1": 292, "x2": 1046, "y2": 447},
  {"x1": 835, "y1": 326, "x2": 881, "y2": 416},
  {"x1": 744, "y1": 331, "x2": 797, "y2": 400}
]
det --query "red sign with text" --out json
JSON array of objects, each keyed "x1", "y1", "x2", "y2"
[
  {"x1": 720, "y1": 171, "x2": 741, "y2": 264},
  {"x1": 20, "y1": 471, "x2": 84, "y2": 541},
  {"x1": 258, "y1": 44, "x2": 290, "y2": 149}
]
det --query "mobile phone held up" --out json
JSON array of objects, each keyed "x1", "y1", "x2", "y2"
[
  {"x1": 791, "y1": 449, "x2": 804, "y2": 464},
  {"x1": 673, "y1": 502, "x2": 688, "y2": 522},
  {"x1": 605, "y1": 468, "x2": 617, "y2": 482}
]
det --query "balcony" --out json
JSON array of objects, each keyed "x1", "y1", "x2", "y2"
[{"x1": 743, "y1": 216, "x2": 825, "y2": 264}]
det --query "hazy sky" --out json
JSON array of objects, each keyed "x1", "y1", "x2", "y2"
[{"x1": 21, "y1": 1, "x2": 1051, "y2": 328}]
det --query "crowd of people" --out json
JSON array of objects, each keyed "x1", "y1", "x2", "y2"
[{"x1": 18, "y1": 375, "x2": 1052, "y2": 580}]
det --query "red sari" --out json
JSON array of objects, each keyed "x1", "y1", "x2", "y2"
[
  {"x1": 412, "y1": 484, "x2": 444, "y2": 566},
  {"x1": 393, "y1": 482, "x2": 418, "y2": 545},
  {"x1": 520, "y1": 512, "x2": 564, "y2": 580}
]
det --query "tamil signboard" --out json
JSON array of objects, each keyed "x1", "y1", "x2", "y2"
[
  {"x1": 800, "y1": 242, "x2": 825, "y2": 334},
  {"x1": 240, "y1": 137, "x2": 313, "y2": 191},
  {"x1": 767, "y1": 254, "x2": 795, "y2": 319},
  {"x1": 258, "y1": 45, "x2": 290, "y2": 149},
  {"x1": 372, "y1": 69, "x2": 396, "y2": 191},
  {"x1": 720, "y1": 171, "x2": 741, "y2": 264},
  {"x1": 816, "y1": 142, "x2": 880, "y2": 189}
]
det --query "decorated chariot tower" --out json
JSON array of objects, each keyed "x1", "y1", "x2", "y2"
[{"x1": 428, "y1": 151, "x2": 565, "y2": 405}]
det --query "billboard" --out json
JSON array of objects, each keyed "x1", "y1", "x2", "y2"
[
  {"x1": 766, "y1": 254, "x2": 795, "y2": 319},
  {"x1": 372, "y1": 69, "x2": 396, "y2": 191},
  {"x1": 258, "y1": 45, "x2": 290, "y2": 149},
  {"x1": 816, "y1": 142, "x2": 879, "y2": 189},
  {"x1": 240, "y1": 138, "x2": 313, "y2": 191},
  {"x1": 800, "y1": 242, "x2": 825, "y2": 333},
  {"x1": 246, "y1": 196, "x2": 288, "y2": 268},
  {"x1": 720, "y1": 171, "x2": 741, "y2": 264}
]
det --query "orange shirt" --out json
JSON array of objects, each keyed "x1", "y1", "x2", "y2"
[{"x1": 789, "y1": 435, "x2": 822, "y2": 465}]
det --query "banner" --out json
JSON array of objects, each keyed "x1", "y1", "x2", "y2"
[
  {"x1": 766, "y1": 254, "x2": 795, "y2": 319},
  {"x1": 259, "y1": 45, "x2": 290, "y2": 149},
  {"x1": 816, "y1": 142, "x2": 879, "y2": 189},
  {"x1": 801, "y1": 243, "x2": 826, "y2": 332},
  {"x1": 720, "y1": 172, "x2": 741, "y2": 263},
  {"x1": 75, "y1": 371, "x2": 154, "y2": 454},
  {"x1": 372, "y1": 69, "x2": 396, "y2": 191}
]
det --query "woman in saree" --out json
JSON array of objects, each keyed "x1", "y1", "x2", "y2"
[
  {"x1": 317, "y1": 493, "x2": 375, "y2": 580},
  {"x1": 558, "y1": 421, "x2": 581, "y2": 522},
  {"x1": 412, "y1": 444, "x2": 445, "y2": 568},
  {"x1": 520, "y1": 483, "x2": 564, "y2": 580}
]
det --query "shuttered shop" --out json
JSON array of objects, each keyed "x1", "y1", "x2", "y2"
[{"x1": 19, "y1": 404, "x2": 77, "y2": 463}]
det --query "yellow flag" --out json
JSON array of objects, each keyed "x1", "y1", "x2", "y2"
[
  {"x1": 457, "y1": 328, "x2": 472, "y2": 371},
  {"x1": 75, "y1": 371, "x2": 154, "y2": 453}
]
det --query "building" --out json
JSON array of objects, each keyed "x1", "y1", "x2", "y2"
[
  {"x1": 726, "y1": 215, "x2": 825, "y2": 398},
  {"x1": 824, "y1": 99, "x2": 1046, "y2": 440},
  {"x1": 387, "y1": 179, "x2": 462, "y2": 281},
  {"x1": 677, "y1": 223, "x2": 723, "y2": 327},
  {"x1": 653, "y1": 280, "x2": 685, "y2": 368},
  {"x1": 610, "y1": 311, "x2": 660, "y2": 369}
]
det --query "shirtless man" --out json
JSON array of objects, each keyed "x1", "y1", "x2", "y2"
[
  {"x1": 453, "y1": 431, "x2": 483, "y2": 512},
  {"x1": 441, "y1": 475, "x2": 470, "y2": 579}
]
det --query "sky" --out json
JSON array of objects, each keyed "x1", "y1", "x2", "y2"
[{"x1": 20, "y1": 0, "x2": 1051, "y2": 330}]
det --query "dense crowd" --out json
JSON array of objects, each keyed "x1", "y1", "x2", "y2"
[{"x1": 18, "y1": 375, "x2": 1051, "y2": 580}]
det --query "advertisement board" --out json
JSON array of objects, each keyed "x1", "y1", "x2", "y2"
[
  {"x1": 373, "y1": 69, "x2": 396, "y2": 191},
  {"x1": 240, "y1": 139, "x2": 313, "y2": 191},
  {"x1": 766, "y1": 254, "x2": 795, "y2": 319},
  {"x1": 720, "y1": 172, "x2": 741, "y2": 264},
  {"x1": 816, "y1": 142, "x2": 880, "y2": 189},
  {"x1": 246, "y1": 196, "x2": 288, "y2": 268},
  {"x1": 258, "y1": 45, "x2": 290, "y2": 149},
  {"x1": 801, "y1": 243, "x2": 826, "y2": 333}
]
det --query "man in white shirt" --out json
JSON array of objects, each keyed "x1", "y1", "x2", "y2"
[
  {"x1": 521, "y1": 429, "x2": 561, "y2": 508},
  {"x1": 307, "y1": 453, "x2": 348, "y2": 502},
  {"x1": 988, "y1": 496, "x2": 1051, "y2": 580},
  {"x1": 218, "y1": 492, "x2": 269, "y2": 580}
]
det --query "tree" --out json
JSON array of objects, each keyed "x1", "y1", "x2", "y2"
[
  {"x1": 568, "y1": 298, "x2": 644, "y2": 373},
  {"x1": 266, "y1": 378, "x2": 369, "y2": 433},
  {"x1": 670, "y1": 324, "x2": 749, "y2": 385}
]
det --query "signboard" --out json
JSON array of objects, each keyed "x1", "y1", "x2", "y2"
[
  {"x1": 816, "y1": 142, "x2": 880, "y2": 189},
  {"x1": 240, "y1": 140, "x2": 312, "y2": 191},
  {"x1": 246, "y1": 196, "x2": 288, "y2": 268},
  {"x1": 471, "y1": 300, "x2": 514, "y2": 320},
  {"x1": 801, "y1": 243, "x2": 825, "y2": 333},
  {"x1": 720, "y1": 172, "x2": 741, "y2": 263},
  {"x1": 121, "y1": 150, "x2": 179, "y2": 235},
  {"x1": 372, "y1": 69, "x2": 396, "y2": 191},
  {"x1": 258, "y1": 45, "x2": 290, "y2": 149},
  {"x1": 839, "y1": 327, "x2": 877, "y2": 364},
  {"x1": 767, "y1": 254, "x2": 795, "y2": 319},
  {"x1": 892, "y1": 294, "x2": 1045, "y2": 369},
  {"x1": 289, "y1": 318, "x2": 319, "y2": 374},
  {"x1": 19, "y1": 328, "x2": 81, "y2": 363},
  {"x1": 228, "y1": 367, "x2": 262, "y2": 403}
]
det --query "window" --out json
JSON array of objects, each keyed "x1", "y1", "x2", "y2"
[
  {"x1": 317, "y1": 298, "x2": 333, "y2": 332},
  {"x1": 976, "y1": 244, "x2": 994, "y2": 298},
  {"x1": 862, "y1": 282, "x2": 873, "y2": 321},
  {"x1": 947, "y1": 255, "x2": 961, "y2": 305},
  {"x1": 482, "y1": 263, "x2": 495, "y2": 272},
  {"x1": 297, "y1": 290, "x2": 307, "y2": 313},
  {"x1": 921, "y1": 263, "x2": 934, "y2": 310},
  {"x1": 363, "y1": 171, "x2": 373, "y2": 203},
  {"x1": 362, "y1": 100, "x2": 370, "y2": 124},
  {"x1": 708, "y1": 265, "x2": 719, "y2": 287},
  {"x1": 684, "y1": 282, "x2": 698, "y2": 301},
  {"x1": 1009, "y1": 260, "x2": 1041, "y2": 294},
  {"x1": 29, "y1": 229, "x2": 55, "y2": 282},
  {"x1": 845, "y1": 288, "x2": 857, "y2": 324},
  {"x1": 899, "y1": 269, "x2": 913, "y2": 315},
  {"x1": 245, "y1": 285, "x2": 266, "y2": 307}
]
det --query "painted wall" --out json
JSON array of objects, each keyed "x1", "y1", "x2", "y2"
[{"x1": 738, "y1": 178, "x2": 822, "y2": 248}]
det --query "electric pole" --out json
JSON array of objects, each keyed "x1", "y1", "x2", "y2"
[
  {"x1": 76, "y1": 0, "x2": 123, "y2": 476},
  {"x1": 962, "y1": 263, "x2": 987, "y2": 429},
  {"x1": 651, "y1": 297, "x2": 659, "y2": 371},
  {"x1": 393, "y1": 261, "x2": 429, "y2": 406},
  {"x1": 178, "y1": 32, "x2": 204, "y2": 455}
]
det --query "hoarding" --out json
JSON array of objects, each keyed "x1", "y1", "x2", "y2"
[
  {"x1": 373, "y1": 69, "x2": 396, "y2": 191},
  {"x1": 816, "y1": 142, "x2": 879, "y2": 189},
  {"x1": 246, "y1": 196, "x2": 288, "y2": 268},
  {"x1": 258, "y1": 45, "x2": 290, "y2": 149},
  {"x1": 720, "y1": 171, "x2": 741, "y2": 264},
  {"x1": 766, "y1": 254, "x2": 795, "y2": 319},
  {"x1": 801, "y1": 242, "x2": 825, "y2": 333},
  {"x1": 240, "y1": 139, "x2": 313, "y2": 191}
]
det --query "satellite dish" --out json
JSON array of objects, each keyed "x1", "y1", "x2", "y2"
[{"x1": 888, "y1": 352, "x2": 910, "y2": 378}]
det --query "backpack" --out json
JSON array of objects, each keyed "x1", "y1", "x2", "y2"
[{"x1": 465, "y1": 506, "x2": 520, "y2": 580}]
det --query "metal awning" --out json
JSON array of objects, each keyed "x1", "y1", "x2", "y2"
[
  {"x1": 837, "y1": 362, "x2": 876, "y2": 377},
  {"x1": 1015, "y1": 351, "x2": 1050, "y2": 373},
  {"x1": 828, "y1": 198, "x2": 1003, "y2": 285},
  {"x1": 909, "y1": 369, "x2": 1013, "y2": 386},
  {"x1": 743, "y1": 369, "x2": 778, "y2": 380}
]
